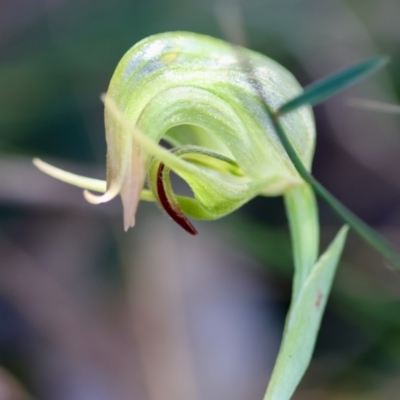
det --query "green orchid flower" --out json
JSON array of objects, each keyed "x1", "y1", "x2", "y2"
[
  {"x1": 35, "y1": 32, "x2": 315, "y2": 230},
  {"x1": 33, "y1": 32, "x2": 398, "y2": 400}
]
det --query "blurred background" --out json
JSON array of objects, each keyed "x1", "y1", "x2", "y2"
[{"x1": 1, "y1": 0, "x2": 400, "y2": 399}]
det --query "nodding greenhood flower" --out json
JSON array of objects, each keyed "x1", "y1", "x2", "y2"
[
  {"x1": 36, "y1": 31, "x2": 400, "y2": 400},
  {"x1": 33, "y1": 28, "x2": 400, "y2": 400},
  {"x1": 34, "y1": 31, "x2": 315, "y2": 235}
]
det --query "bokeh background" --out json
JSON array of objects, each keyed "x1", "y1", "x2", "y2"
[{"x1": 1, "y1": 0, "x2": 400, "y2": 399}]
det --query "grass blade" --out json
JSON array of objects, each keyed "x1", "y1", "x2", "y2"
[
  {"x1": 279, "y1": 57, "x2": 389, "y2": 115},
  {"x1": 348, "y1": 98, "x2": 400, "y2": 114},
  {"x1": 268, "y1": 114, "x2": 400, "y2": 268}
]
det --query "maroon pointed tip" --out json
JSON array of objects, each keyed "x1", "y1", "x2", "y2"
[{"x1": 157, "y1": 163, "x2": 198, "y2": 235}]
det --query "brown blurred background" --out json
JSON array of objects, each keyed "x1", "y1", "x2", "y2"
[{"x1": 1, "y1": 0, "x2": 400, "y2": 399}]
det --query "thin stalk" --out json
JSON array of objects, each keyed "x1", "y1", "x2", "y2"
[
  {"x1": 269, "y1": 110, "x2": 400, "y2": 268},
  {"x1": 233, "y1": 45, "x2": 399, "y2": 268},
  {"x1": 284, "y1": 183, "x2": 319, "y2": 302}
]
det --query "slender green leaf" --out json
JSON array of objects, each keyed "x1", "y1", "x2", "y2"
[
  {"x1": 278, "y1": 57, "x2": 389, "y2": 115},
  {"x1": 264, "y1": 226, "x2": 348, "y2": 400},
  {"x1": 268, "y1": 114, "x2": 400, "y2": 269}
]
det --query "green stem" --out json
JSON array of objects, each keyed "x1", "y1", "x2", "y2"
[
  {"x1": 270, "y1": 111, "x2": 400, "y2": 268},
  {"x1": 233, "y1": 45, "x2": 398, "y2": 267},
  {"x1": 284, "y1": 183, "x2": 319, "y2": 301}
]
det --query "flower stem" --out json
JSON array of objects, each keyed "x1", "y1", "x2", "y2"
[
  {"x1": 270, "y1": 112, "x2": 400, "y2": 268},
  {"x1": 284, "y1": 183, "x2": 319, "y2": 301}
]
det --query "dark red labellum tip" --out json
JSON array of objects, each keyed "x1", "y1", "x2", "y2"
[{"x1": 157, "y1": 163, "x2": 198, "y2": 235}]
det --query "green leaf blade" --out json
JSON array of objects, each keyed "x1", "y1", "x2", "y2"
[
  {"x1": 279, "y1": 57, "x2": 389, "y2": 115},
  {"x1": 264, "y1": 226, "x2": 348, "y2": 400}
]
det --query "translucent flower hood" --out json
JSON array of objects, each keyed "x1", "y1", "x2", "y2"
[
  {"x1": 37, "y1": 31, "x2": 313, "y2": 232},
  {"x1": 101, "y1": 32, "x2": 315, "y2": 230}
]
